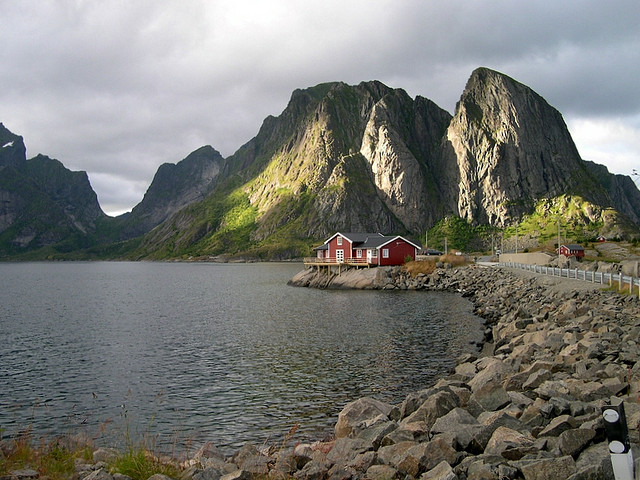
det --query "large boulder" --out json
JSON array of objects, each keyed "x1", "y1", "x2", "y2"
[{"x1": 335, "y1": 397, "x2": 393, "y2": 438}]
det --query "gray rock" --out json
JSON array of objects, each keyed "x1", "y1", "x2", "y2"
[
  {"x1": 8, "y1": 470, "x2": 39, "y2": 480},
  {"x1": 558, "y1": 428, "x2": 596, "y2": 458},
  {"x1": 82, "y1": 469, "x2": 114, "y2": 480},
  {"x1": 93, "y1": 447, "x2": 118, "y2": 464},
  {"x1": 365, "y1": 464, "x2": 398, "y2": 480},
  {"x1": 534, "y1": 380, "x2": 571, "y2": 400},
  {"x1": 572, "y1": 442, "x2": 614, "y2": 479},
  {"x1": 326, "y1": 437, "x2": 371, "y2": 465},
  {"x1": 346, "y1": 450, "x2": 377, "y2": 473},
  {"x1": 455, "y1": 453, "x2": 505, "y2": 480},
  {"x1": 467, "y1": 381, "x2": 511, "y2": 415},
  {"x1": 477, "y1": 411, "x2": 528, "y2": 450},
  {"x1": 382, "y1": 438, "x2": 457, "y2": 478},
  {"x1": 355, "y1": 420, "x2": 397, "y2": 449},
  {"x1": 190, "y1": 444, "x2": 227, "y2": 470},
  {"x1": 190, "y1": 467, "x2": 225, "y2": 480},
  {"x1": 430, "y1": 408, "x2": 484, "y2": 452},
  {"x1": 517, "y1": 455, "x2": 577, "y2": 480},
  {"x1": 147, "y1": 475, "x2": 174, "y2": 480},
  {"x1": 231, "y1": 444, "x2": 260, "y2": 469},
  {"x1": 420, "y1": 460, "x2": 458, "y2": 480},
  {"x1": 382, "y1": 420, "x2": 430, "y2": 445},
  {"x1": 484, "y1": 426, "x2": 536, "y2": 460},
  {"x1": 293, "y1": 459, "x2": 332, "y2": 480},
  {"x1": 236, "y1": 455, "x2": 271, "y2": 475},
  {"x1": 401, "y1": 389, "x2": 460, "y2": 430},
  {"x1": 335, "y1": 397, "x2": 393, "y2": 438},
  {"x1": 537, "y1": 414, "x2": 578, "y2": 438},
  {"x1": 376, "y1": 441, "x2": 417, "y2": 467},
  {"x1": 326, "y1": 464, "x2": 356, "y2": 480},
  {"x1": 219, "y1": 471, "x2": 252, "y2": 480},
  {"x1": 112, "y1": 474, "x2": 132, "y2": 480},
  {"x1": 522, "y1": 369, "x2": 553, "y2": 390}
]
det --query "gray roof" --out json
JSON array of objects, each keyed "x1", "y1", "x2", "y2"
[{"x1": 320, "y1": 232, "x2": 420, "y2": 250}]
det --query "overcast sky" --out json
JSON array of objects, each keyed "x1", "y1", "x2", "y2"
[{"x1": 1, "y1": 0, "x2": 639, "y2": 216}]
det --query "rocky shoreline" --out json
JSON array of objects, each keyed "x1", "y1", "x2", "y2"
[{"x1": 6, "y1": 265, "x2": 640, "y2": 480}]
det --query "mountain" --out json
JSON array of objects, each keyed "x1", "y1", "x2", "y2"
[
  {"x1": 1, "y1": 68, "x2": 639, "y2": 260},
  {"x1": 115, "y1": 145, "x2": 226, "y2": 239},
  {"x1": 0, "y1": 123, "x2": 26, "y2": 167},
  {"x1": 0, "y1": 124, "x2": 106, "y2": 256},
  {"x1": 132, "y1": 69, "x2": 640, "y2": 259},
  {"x1": 440, "y1": 68, "x2": 610, "y2": 225},
  {"x1": 583, "y1": 160, "x2": 640, "y2": 225},
  {"x1": 131, "y1": 81, "x2": 454, "y2": 259}
]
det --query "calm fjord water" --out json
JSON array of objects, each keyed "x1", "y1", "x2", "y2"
[{"x1": 0, "y1": 262, "x2": 483, "y2": 453}]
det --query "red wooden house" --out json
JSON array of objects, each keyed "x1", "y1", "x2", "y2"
[
  {"x1": 558, "y1": 244, "x2": 585, "y2": 259},
  {"x1": 312, "y1": 232, "x2": 420, "y2": 266}
]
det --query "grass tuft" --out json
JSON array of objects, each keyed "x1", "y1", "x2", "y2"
[
  {"x1": 108, "y1": 447, "x2": 181, "y2": 480},
  {"x1": 0, "y1": 432, "x2": 92, "y2": 480}
]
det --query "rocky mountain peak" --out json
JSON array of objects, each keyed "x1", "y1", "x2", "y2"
[
  {"x1": 117, "y1": 145, "x2": 226, "y2": 239},
  {"x1": 443, "y1": 67, "x2": 607, "y2": 226},
  {"x1": 0, "y1": 122, "x2": 27, "y2": 167}
]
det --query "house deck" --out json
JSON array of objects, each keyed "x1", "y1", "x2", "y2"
[{"x1": 303, "y1": 257, "x2": 373, "y2": 268}]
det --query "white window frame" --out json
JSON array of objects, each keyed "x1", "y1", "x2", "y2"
[
  {"x1": 382, "y1": 248, "x2": 389, "y2": 258},
  {"x1": 356, "y1": 249, "x2": 362, "y2": 258},
  {"x1": 337, "y1": 236, "x2": 343, "y2": 246},
  {"x1": 336, "y1": 249, "x2": 344, "y2": 263}
]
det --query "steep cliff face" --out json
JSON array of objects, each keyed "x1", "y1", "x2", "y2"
[
  {"x1": 0, "y1": 139, "x2": 106, "y2": 254},
  {"x1": 584, "y1": 161, "x2": 640, "y2": 225},
  {"x1": 117, "y1": 145, "x2": 225, "y2": 239},
  {"x1": 360, "y1": 91, "x2": 451, "y2": 231},
  {"x1": 0, "y1": 123, "x2": 26, "y2": 167},
  {"x1": 442, "y1": 68, "x2": 608, "y2": 226},
  {"x1": 239, "y1": 82, "x2": 453, "y2": 242}
]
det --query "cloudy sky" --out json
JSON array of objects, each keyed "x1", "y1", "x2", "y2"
[{"x1": 1, "y1": 1, "x2": 639, "y2": 216}]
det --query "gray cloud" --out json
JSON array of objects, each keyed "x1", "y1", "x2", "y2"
[{"x1": 1, "y1": 0, "x2": 638, "y2": 215}]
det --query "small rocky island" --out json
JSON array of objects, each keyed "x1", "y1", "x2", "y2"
[{"x1": 6, "y1": 265, "x2": 640, "y2": 480}]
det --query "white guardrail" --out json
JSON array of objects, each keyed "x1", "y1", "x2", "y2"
[{"x1": 500, "y1": 262, "x2": 640, "y2": 299}]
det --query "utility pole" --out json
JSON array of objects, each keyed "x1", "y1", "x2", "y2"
[
  {"x1": 445, "y1": 237, "x2": 448, "y2": 255},
  {"x1": 557, "y1": 218, "x2": 561, "y2": 256},
  {"x1": 515, "y1": 225, "x2": 518, "y2": 254}
]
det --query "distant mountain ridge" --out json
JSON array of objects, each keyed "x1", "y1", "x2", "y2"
[
  {"x1": 1, "y1": 68, "x2": 639, "y2": 259},
  {"x1": 0, "y1": 123, "x2": 106, "y2": 255},
  {"x1": 115, "y1": 145, "x2": 226, "y2": 239}
]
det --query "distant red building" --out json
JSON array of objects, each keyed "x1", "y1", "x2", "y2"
[
  {"x1": 312, "y1": 232, "x2": 420, "y2": 266},
  {"x1": 558, "y1": 244, "x2": 585, "y2": 259}
]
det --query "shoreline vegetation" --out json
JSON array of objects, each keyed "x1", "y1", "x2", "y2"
[{"x1": 3, "y1": 263, "x2": 640, "y2": 480}]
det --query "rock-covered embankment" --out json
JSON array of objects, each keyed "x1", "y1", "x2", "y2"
[
  {"x1": 10, "y1": 265, "x2": 640, "y2": 480},
  {"x1": 284, "y1": 265, "x2": 640, "y2": 479}
]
